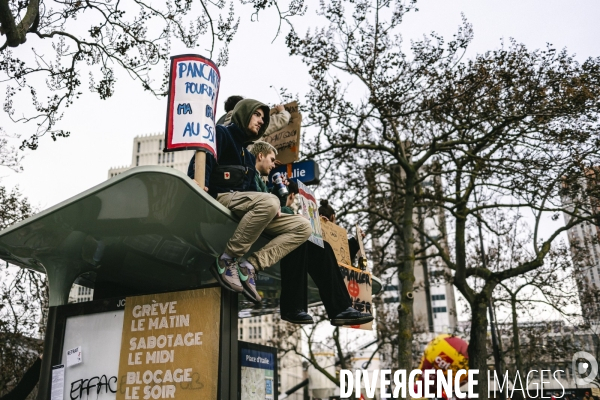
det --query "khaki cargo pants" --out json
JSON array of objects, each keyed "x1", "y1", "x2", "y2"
[{"x1": 217, "y1": 191, "x2": 312, "y2": 271}]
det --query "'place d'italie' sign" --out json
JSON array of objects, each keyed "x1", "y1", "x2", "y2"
[
  {"x1": 164, "y1": 55, "x2": 220, "y2": 157},
  {"x1": 116, "y1": 288, "x2": 220, "y2": 400}
]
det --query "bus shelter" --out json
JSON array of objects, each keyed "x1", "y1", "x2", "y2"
[{"x1": 0, "y1": 166, "x2": 381, "y2": 400}]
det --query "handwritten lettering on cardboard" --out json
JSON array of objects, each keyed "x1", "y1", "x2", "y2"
[
  {"x1": 263, "y1": 101, "x2": 301, "y2": 165},
  {"x1": 116, "y1": 288, "x2": 220, "y2": 400}
]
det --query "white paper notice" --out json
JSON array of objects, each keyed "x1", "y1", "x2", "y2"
[
  {"x1": 66, "y1": 346, "x2": 82, "y2": 367},
  {"x1": 51, "y1": 365, "x2": 65, "y2": 400}
]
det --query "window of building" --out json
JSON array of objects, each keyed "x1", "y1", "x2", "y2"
[
  {"x1": 136, "y1": 156, "x2": 139, "y2": 166},
  {"x1": 432, "y1": 294, "x2": 446, "y2": 301},
  {"x1": 171, "y1": 153, "x2": 174, "y2": 163},
  {"x1": 239, "y1": 328, "x2": 243, "y2": 340},
  {"x1": 433, "y1": 307, "x2": 447, "y2": 313},
  {"x1": 159, "y1": 140, "x2": 162, "y2": 150},
  {"x1": 137, "y1": 142, "x2": 140, "y2": 153},
  {"x1": 258, "y1": 327, "x2": 262, "y2": 339},
  {"x1": 162, "y1": 153, "x2": 165, "y2": 163},
  {"x1": 158, "y1": 154, "x2": 161, "y2": 164}
]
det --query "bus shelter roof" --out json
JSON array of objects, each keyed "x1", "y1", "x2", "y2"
[{"x1": 0, "y1": 167, "x2": 380, "y2": 315}]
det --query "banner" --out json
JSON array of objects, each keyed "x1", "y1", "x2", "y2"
[
  {"x1": 339, "y1": 265, "x2": 373, "y2": 331},
  {"x1": 116, "y1": 287, "x2": 221, "y2": 400},
  {"x1": 164, "y1": 54, "x2": 220, "y2": 157},
  {"x1": 297, "y1": 181, "x2": 324, "y2": 247},
  {"x1": 262, "y1": 101, "x2": 301, "y2": 164},
  {"x1": 320, "y1": 219, "x2": 352, "y2": 266}
]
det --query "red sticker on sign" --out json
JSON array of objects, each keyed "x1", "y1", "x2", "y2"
[
  {"x1": 224, "y1": 172, "x2": 230, "y2": 180},
  {"x1": 347, "y1": 280, "x2": 360, "y2": 297}
]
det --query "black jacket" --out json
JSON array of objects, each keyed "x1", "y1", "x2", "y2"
[
  {"x1": 188, "y1": 123, "x2": 258, "y2": 197},
  {"x1": 187, "y1": 99, "x2": 270, "y2": 198}
]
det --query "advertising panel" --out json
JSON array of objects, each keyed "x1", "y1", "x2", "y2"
[
  {"x1": 239, "y1": 342, "x2": 278, "y2": 400},
  {"x1": 116, "y1": 287, "x2": 221, "y2": 400}
]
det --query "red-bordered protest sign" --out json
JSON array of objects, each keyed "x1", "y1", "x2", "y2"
[
  {"x1": 164, "y1": 54, "x2": 220, "y2": 158},
  {"x1": 297, "y1": 181, "x2": 324, "y2": 247}
]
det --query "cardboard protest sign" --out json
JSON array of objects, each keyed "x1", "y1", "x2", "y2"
[
  {"x1": 320, "y1": 219, "x2": 352, "y2": 266},
  {"x1": 355, "y1": 224, "x2": 368, "y2": 270},
  {"x1": 262, "y1": 101, "x2": 301, "y2": 164},
  {"x1": 339, "y1": 265, "x2": 373, "y2": 331},
  {"x1": 297, "y1": 181, "x2": 324, "y2": 247},
  {"x1": 116, "y1": 287, "x2": 221, "y2": 400},
  {"x1": 164, "y1": 54, "x2": 220, "y2": 157}
]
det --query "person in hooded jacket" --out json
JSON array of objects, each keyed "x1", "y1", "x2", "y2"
[{"x1": 188, "y1": 99, "x2": 312, "y2": 304}]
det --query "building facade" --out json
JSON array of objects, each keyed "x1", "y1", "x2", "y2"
[
  {"x1": 562, "y1": 168, "x2": 600, "y2": 320},
  {"x1": 68, "y1": 284, "x2": 93, "y2": 303},
  {"x1": 488, "y1": 321, "x2": 600, "y2": 398},
  {"x1": 238, "y1": 315, "x2": 305, "y2": 400},
  {"x1": 108, "y1": 133, "x2": 195, "y2": 178}
]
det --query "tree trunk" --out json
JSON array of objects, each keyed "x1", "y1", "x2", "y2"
[
  {"x1": 397, "y1": 169, "x2": 416, "y2": 374},
  {"x1": 511, "y1": 294, "x2": 523, "y2": 376},
  {"x1": 468, "y1": 296, "x2": 490, "y2": 399}
]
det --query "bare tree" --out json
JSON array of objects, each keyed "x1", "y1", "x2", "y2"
[
  {"x1": 486, "y1": 219, "x2": 581, "y2": 379},
  {"x1": 1, "y1": 0, "x2": 306, "y2": 149},
  {"x1": 287, "y1": 0, "x2": 600, "y2": 397},
  {"x1": 0, "y1": 183, "x2": 46, "y2": 398}
]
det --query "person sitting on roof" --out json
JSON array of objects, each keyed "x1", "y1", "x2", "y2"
[
  {"x1": 248, "y1": 142, "x2": 373, "y2": 326},
  {"x1": 187, "y1": 99, "x2": 311, "y2": 305}
]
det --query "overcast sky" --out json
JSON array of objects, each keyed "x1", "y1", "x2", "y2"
[{"x1": 2, "y1": 0, "x2": 600, "y2": 209}]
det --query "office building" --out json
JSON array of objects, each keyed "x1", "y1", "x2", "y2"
[
  {"x1": 108, "y1": 133, "x2": 195, "y2": 178},
  {"x1": 561, "y1": 167, "x2": 600, "y2": 320}
]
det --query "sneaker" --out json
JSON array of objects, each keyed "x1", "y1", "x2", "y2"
[
  {"x1": 238, "y1": 263, "x2": 262, "y2": 304},
  {"x1": 330, "y1": 307, "x2": 373, "y2": 326},
  {"x1": 210, "y1": 254, "x2": 243, "y2": 293},
  {"x1": 281, "y1": 310, "x2": 314, "y2": 325}
]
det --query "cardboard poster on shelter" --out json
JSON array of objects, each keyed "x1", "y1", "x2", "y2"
[
  {"x1": 262, "y1": 101, "x2": 301, "y2": 164},
  {"x1": 116, "y1": 287, "x2": 221, "y2": 400},
  {"x1": 320, "y1": 219, "x2": 352, "y2": 266},
  {"x1": 297, "y1": 181, "x2": 324, "y2": 247},
  {"x1": 164, "y1": 54, "x2": 220, "y2": 157},
  {"x1": 339, "y1": 265, "x2": 373, "y2": 330}
]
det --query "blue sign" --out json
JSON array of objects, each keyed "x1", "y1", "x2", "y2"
[
  {"x1": 265, "y1": 378, "x2": 273, "y2": 394},
  {"x1": 268, "y1": 159, "x2": 320, "y2": 186},
  {"x1": 240, "y1": 348, "x2": 275, "y2": 370}
]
